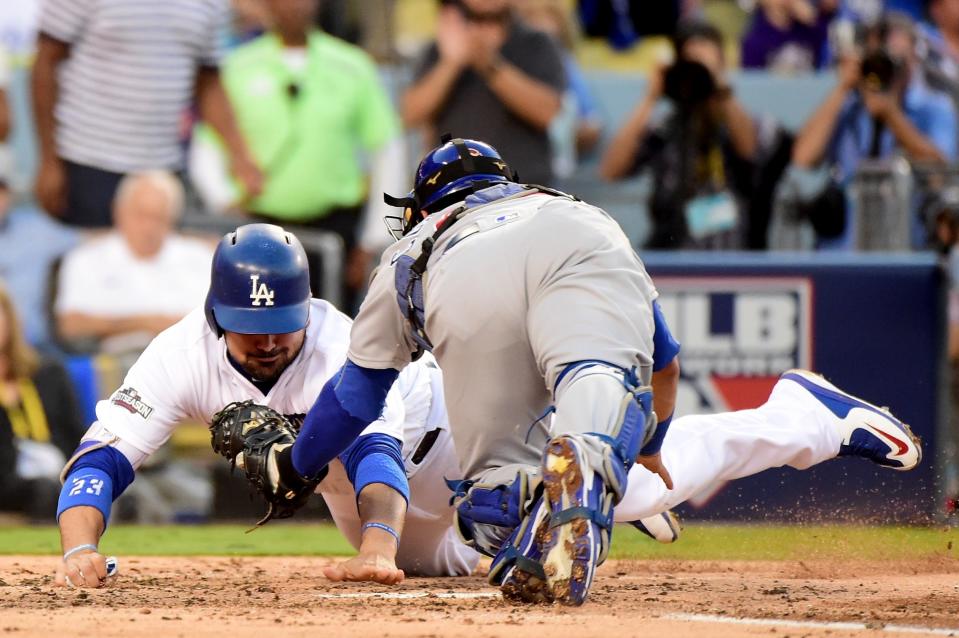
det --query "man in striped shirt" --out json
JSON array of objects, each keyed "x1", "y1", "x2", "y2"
[{"x1": 31, "y1": 0, "x2": 263, "y2": 228}]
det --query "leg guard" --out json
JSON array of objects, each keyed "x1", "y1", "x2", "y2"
[
  {"x1": 551, "y1": 362, "x2": 655, "y2": 501},
  {"x1": 447, "y1": 467, "x2": 541, "y2": 558},
  {"x1": 539, "y1": 362, "x2": 655, "y2": 606}
]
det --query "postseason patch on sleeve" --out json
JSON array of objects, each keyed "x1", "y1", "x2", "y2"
[{"x1": 110, "y1": 387, "x2": 155, "y2": 419}]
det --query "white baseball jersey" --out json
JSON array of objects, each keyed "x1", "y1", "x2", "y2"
[{"x1": 78, "y1": 299, "x2": 479, "y2": 576}]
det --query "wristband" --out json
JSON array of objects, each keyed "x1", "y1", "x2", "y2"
[
  {"x1": 57, "y1": 468, "x2": 114, "y2": 526},
  {"x1": 362, "y1": 522, "x2": 400, "y2": 545},
  {"x1": 63, "y1": 543, "x2": 98, "y2": 561},
  {"x1": 639, "y1": 412, "x2": 673, "y2": 457}
]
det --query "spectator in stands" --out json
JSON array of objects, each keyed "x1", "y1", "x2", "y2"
[
  {"x1": 924, "y1": 0, "x2": 959, "y2": 65},
  {"x1": 31, "y1": 0, "x2": 263, "y2": 228},
  {"x1": 741, "y1": 0, "x2": 839, "y2": 72},
  {"x1": 515, "y1": 0, "x2": 603, "y2": 178},
  {"x1": 0, "y1": 282, "x2": 85, "y2": 522},
  {"x1": 402, "y1": 0, "x2": 566, "y2": 186},
  {"x1": 578, "y1": 0, "x2": 692, "y2": 50},
  {"x1": 792, "y1": 15, "x2": 957, "y2": 180},
  {"x1": 601, "y1": 21, "x2": 764, "y2": 249},
  {"x1": 0, "y1": 178, "x2": 79, "y2": 349},
  {"x1": 917, "y1": 0, "x2": 959, "y2": 116},
  {"x1": 54, "y1": 172, "x2": 212, "y2": 353},
  {"x1": 190, "y1": 0, "x2": 406, "y2": 312}
]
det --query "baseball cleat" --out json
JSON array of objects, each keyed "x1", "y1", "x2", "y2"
[
  {"x1": 539, "y1": 435, "x2": 614, "y2": 606},
  {"x1": 781, "y1": 369, "x2": 922, "y2": 471},
  {"x1": 491, "y1": 496, "x2": 552, "y2": 604},
  {"x1": 630, "y1": 510, "x2": 682, "y2": 543}
]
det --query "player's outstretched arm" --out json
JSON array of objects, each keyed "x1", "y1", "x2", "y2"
[
  {"x1": 324, "y1": 483, "x2": 407, "y2": 585},
  {"x1": 324, "y1": 434, "x2": 409, "y2": 585},
  {"x1": 54, "y1": 445, "x2": 135, "y2": 588}
]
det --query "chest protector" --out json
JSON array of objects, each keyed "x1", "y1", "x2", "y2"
[{"x1": 393, "y1": 184, "x2": 578, "y2": 355}]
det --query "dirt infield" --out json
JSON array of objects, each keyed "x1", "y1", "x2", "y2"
[{"x1": 1, "y1": 555, "x2": 957, "y2": 637}]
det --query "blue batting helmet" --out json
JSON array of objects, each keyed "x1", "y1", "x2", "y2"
[
  {"x1": 384, "y1": 135, "x2": 517, "y2": 237},
  {"x1": 204, "y1": 224, "x2": 311, "y2": 336}
]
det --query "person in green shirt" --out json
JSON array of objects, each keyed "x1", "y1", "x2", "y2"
[{"x1": 191, "y1": 0, "x2": 406, "y2": 311}]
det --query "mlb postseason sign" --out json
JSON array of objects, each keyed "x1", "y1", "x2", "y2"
[
  {"x1": 644, "y1": 252, "x2": 945, "y2": 522},
  {"x1": 656, "y1": 277, "x2": 812, "y2": 418}
]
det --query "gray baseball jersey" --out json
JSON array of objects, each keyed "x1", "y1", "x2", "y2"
[{"x1": 349, "y1": 188, "x2": 658, "y2": 479}]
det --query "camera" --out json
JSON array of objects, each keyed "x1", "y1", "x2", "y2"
[
  {"x1": 860, "y1": 49, "x2": 902, "y2": 93},
  {"x1": 662, "y1": 60, "x2": 717, "y2": 107}
]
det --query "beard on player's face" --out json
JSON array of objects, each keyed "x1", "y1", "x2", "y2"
[{"x1": 224, "y1": 329, "x2": 306, "y2": 383}]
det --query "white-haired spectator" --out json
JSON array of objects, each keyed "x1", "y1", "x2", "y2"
[
  {"x1": 31, "y1": 0, "x2": 262, "y2": 228},
  {"x1": 55, "y1": 172, "x2": 213, "y2": 352}
]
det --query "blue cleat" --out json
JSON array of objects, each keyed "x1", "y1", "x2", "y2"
[
  {"x1": 629, "y1": 510, "x2": 682, "y2": 543},
  {"x1": 539, "y1": 435, "x2": 614, "y2": 606},
  {"x1": 781, "y1": 369, "x2": 921, "y2": 471},
  {"x1": 490, "y1": 495, "x2": 552, "y2": 604}
]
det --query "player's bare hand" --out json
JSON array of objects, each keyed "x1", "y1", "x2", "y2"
[
  {"x1": 637, "y1": 452, "x2": 674, "y2": 490},
  {"x1": 54, "y1": 550, "x2": 108, "y2": 589},
  {"x1": 323, "y1": 553, "x2": 405, "y2": 585}
]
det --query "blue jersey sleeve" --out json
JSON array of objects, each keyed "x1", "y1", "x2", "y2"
[
  {"x1": 292, "y1": 360, "x2": 399, "y2": 479},
  {"x1": 339, "y1": 433, "x2": 409, "y2": 503},
  {"x1": 652, "y1": 300, "x2": 681, "y2": 371}
]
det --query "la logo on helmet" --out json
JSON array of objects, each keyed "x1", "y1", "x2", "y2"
[{"x1": 249, "y1": 274, "x2": 275, "y2": 307}]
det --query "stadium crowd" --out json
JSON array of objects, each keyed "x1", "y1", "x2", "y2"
[{"x1": 0, "y1": 0, "x2": 957, "y2": 522}]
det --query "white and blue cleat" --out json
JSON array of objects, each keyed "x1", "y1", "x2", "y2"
[
  {"x1": 630, "y1": 510, "x2": 682, "y2": 543},
  {"x1": 538, "y1": 435, "x2": 614, "y2": 606},
  {"x1": 781, "y1": 369, "x2": 921, "y2": 471}
]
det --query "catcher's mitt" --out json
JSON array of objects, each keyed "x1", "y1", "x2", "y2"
[{"x1": 210, "y1": 401, "x2": 326, "y2": 527}]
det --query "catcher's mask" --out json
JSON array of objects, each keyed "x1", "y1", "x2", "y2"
[
  {"x1": 204, "y1": 223, "x2": 311, "y2": 337},
  {"x1": 384, "y1": 134, "x2": 517, "y2": 239}
]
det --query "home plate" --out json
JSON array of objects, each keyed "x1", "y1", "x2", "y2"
[{"x1": 316, "y1": 591, "x2": 499, "y2": 600}]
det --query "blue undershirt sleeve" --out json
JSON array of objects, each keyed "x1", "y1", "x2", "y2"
[
  {"x1": 652, "y1": 300, "x2": 681, "y2": 372},
  {"x1": 292, "y1": 360, "x2": 400, "y2": 479},
  {"x1": 339, "y1": 433, "x2": 409, "y2": 504},
  {"x1": 56, "y1": 444, "x2": 136, "y2": 526}
]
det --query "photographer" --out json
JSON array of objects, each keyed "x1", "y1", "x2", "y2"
[
  {"x1": 793, "y1": 15, "x2": 956, "y2": 177},
  {"x1": 601, "y1": 21, "x2": 762, "y2": 249},
  {"x1": 401, "y1": 0, "x2": 565, "y2": 185}
]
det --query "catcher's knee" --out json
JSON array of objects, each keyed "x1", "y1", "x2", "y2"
[{"x1": 447, "y1": 469, "x2": 541, "y2": 558}]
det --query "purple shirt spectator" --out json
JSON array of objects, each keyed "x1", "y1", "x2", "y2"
[{"x1": 741, "y1": 4, "x2": 834, "y2": 72}]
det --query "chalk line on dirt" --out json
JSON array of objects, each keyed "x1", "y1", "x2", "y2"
[
  {"x1": 667, "y1": 613, "x2": 959, "y2": 636},
  {"x1": 316, "y1": 591, "x2": 498, "y2": 600}
]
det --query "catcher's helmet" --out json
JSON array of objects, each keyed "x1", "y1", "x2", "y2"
[
  {"x1": 204, "y1": 224, "x2": 311, "y2": 336},
  {"x1": 384, "y1": 135, "x2": 517, "y2": 238}
]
